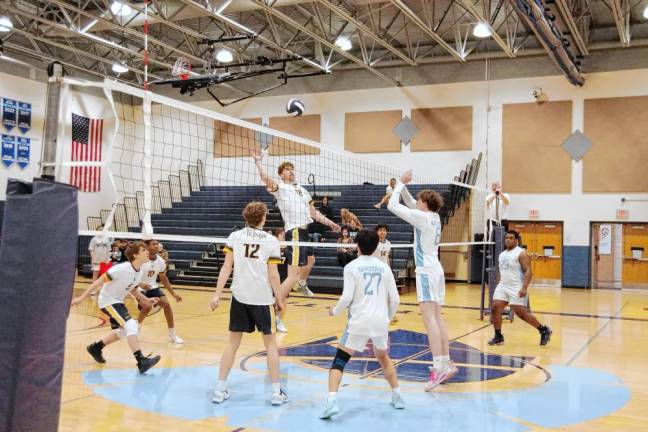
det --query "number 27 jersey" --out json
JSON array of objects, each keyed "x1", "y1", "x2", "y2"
[{"x1": 224, "y1": 228, "x2": 283, "y2": 306}]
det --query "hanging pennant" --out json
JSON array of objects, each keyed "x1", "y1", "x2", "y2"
[
  {"x1": 16, "y1": 137, "x2": 30, "y2": 169},
  {"x1": 2, "y1": 134, "x2": 16, "y2": 167},
  {"x1": 18, "y1": 102, "x2": 31, "y2": 134},
  {"x1": 2, "y1": 99, "x2": 17, "y2": 132}
]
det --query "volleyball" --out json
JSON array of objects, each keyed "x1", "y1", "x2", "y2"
[{"x1": 286, "y1": 98, "x2": 305, "y2": 117}]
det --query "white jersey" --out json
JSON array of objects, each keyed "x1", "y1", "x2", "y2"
[
  {"x1": 372, "y1": 239, "x2": 392, "y2": 266},
  {"x1": 388, "y1": 183, "x2": 443, "y2": 271},
  {"x1": 331, "y1": 255, "x2": 399, "y2": 337},
  {"x1": 386, "y1": 185, "x2": 394, "y2": 194},
  {"x1": 486, "y1": 192, "x2": 510, "y2": 221},
  {"x1": 139, "y1": 255, "x2": 167, "y2": 289},
  {"x1": 225, "y1": 227, "x2": 283, "y2": 305},
  {"x1": 89, "y1": 236, "x2": 113, "y2": 263},
  {"x1": 98, "y1": 262, "x2": 143, "y2": 309},
  {"x1": 498, "y1": 246, "x2": 525, "y2": 289},
  {"x1": 272, "y1": 182, "x2": 313, "y2": 231}
]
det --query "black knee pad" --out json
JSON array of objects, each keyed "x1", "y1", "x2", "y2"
[{"x1": 331, "y1": 348, "x2": 351, "y2": 372}]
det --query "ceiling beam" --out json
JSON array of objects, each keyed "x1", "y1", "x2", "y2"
[
  {"x1": 554, "y1": 0, "x2": 589, "y2": 55},
  {"x1": 608, "y1": 0, "x2": 631, "y2": 47},
  {"x1": 249, "y1": 0, "x2": 402, "y2": 86},
  {"x1": 390, "y1": 0, "x2": 466, "y2": 61},
  {"x1": 457, "y1": 0, "x2": 516, "y2": 57},
  {"x1": 317, "y1": 0, "x2": 417, "y2": 65}
]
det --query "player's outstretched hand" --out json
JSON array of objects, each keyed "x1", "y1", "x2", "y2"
[
  {"x1": 71, "y1": 296, "x2": 84, "y2": 306},
  {"x1": 146, "y1": 297, "x2": 160, "y2": 308},
  {"x1": 400, "y1": 170, "x2": 413, "y2": 185},
  {"x1": 173, "y1": 293, "x2": 183, "y2": 303},
  {"x1": 251, "y1": 147, "x2": 263, "y2": 163},
  {"x1": 330, "y1": 222, "x2": 341, "y2": 233},
  {"x1": 209, "y1": 296, "x2": 220, "y2": 311},
  {"x1": 276, "y1": 300, "x2": 285, "y2": 313}
]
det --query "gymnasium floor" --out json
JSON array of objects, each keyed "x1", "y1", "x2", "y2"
[{"x1": 63, "y1": 281, "x2": 648, "y2": 432}]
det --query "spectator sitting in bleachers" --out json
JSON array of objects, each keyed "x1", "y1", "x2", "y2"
[
  {"x1": 374, "y1": 178, "x2": 397, "y2": 209},
  {"x1": 336, "y1": 227, "x2": 357, "y2": 267}
]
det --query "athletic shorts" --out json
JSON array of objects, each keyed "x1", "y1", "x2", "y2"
[
  {"x1": 416, "y1": 270, "x2": 446, "y2": 305},
  {"x1": 493, "y1": 284, "x2": 528, "y2": 306},
  {"x1": 340, "y1": 331, "x2": 389, "y2": 353},
  {"x1": 285, "y1": 227, "x2": 314, "y2": 267},
  {"x1": 229, "y1": 296, "x2": 276, "y2": 335},
  {"x1": 144, "y1": 288, "x2": 165, "y2": 299},
  {"x1": 101, "y1": 303, "x2": 133, "y2": 330}
]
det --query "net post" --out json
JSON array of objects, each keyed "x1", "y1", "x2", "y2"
[
  {"x1": 141, "y1": 91, "x2": 154, "y2": 237},
  {"x1": 41, "y1": 62, "x2": 65, "y2": 180}
]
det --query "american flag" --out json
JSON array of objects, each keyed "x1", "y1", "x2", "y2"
[{"x1": 70, "y1": 113, "x2": 103, "y2": 192}]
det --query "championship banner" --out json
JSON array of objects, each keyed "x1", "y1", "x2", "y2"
[
  {"x1": 18, "y1": 102, "x2": 31, "y2": 134},
  {"x1": 16, "y1": 137, "x2": 30, "y2": 169},
  {"x1": 2, "y1": 134, "x2": 16, "y2": 167},
  {"x1": 2, "y1": 98, "x2": 17, "y2": 132}
]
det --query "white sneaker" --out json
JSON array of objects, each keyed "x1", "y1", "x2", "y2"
[
  {"x1": 169, "y1": 332, "x2": 184, "y2": 344},
  {"x1": 391, "y1": 392, "x2": 405, "y2": 409},
  {"x1": 424, "y1": 366, "x2": 449, "y2": 392},
  {"x1": 212, "y1": 389, "x2": 230, "y2": 404},
  {"x1": 298, "y1": 281, "x2": 315, "y2": 297},
  {"x1": 319, "y1": 398, "x2": 340, "y2": 419},
  {"x1": 276, "y1": 317, "x2": 288, "y2": 333},
  {"x1": 271, "y1": 389, "x2": 289, "y2": 406}
]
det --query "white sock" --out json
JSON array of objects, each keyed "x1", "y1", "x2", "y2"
[
  {"x1": 328, "y1": 391, "x2": 337, "y2": 401},
  {"x1": 272, "y1": 382, "x2": 281, "y2": 394},
  {"x1": 298, "y1": 279, "x2": 306, "y2": 286},
  {"x1": 168, "y1": 328, "x2": 175, "y2": 335},
  {"x1": 392, "y1": 387, "x2": 401, "y2": 396},
  {"x1": 216, "y1": 380, "x2": 227, "y2": 392}
]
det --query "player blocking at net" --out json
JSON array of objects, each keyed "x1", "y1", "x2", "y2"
[
  {"x1": 388, "y1": 170, "x2": 457, "y2": 390},
  {"x1": 209, "y1": 201, "x2": 289, "y2": 406},
  {"x1": 253, "y1": 149, "x2": 340, "y2": 332},
  {"x1": 71, "y1": 241, "x2": 161, "y2": 374},
  {"x1": 320, "y1": 229, "x2": 403, "y2": 420}
]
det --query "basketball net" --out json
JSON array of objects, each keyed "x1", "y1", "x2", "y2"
[{"x1": 172, "y1": 57, "x2": 191, "y2": 80}]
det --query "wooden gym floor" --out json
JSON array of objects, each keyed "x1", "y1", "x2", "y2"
[{"x1": 62, "y1": 280, "x2": 648, "y2": 432}]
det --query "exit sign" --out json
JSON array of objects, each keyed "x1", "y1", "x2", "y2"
[
  {"x1": 528, "y1": 209, "x2": 539, "y2": 219},
  {"x1": 616, "y1": 208, "x2": 629, "y2": 220}
]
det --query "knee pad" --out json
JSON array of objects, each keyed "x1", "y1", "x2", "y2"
[
  {"x1": 113, "y1": 328, "x2": 127, "y2": 339},
  {"x1": 124, "y1": 319, "x2": 139, "y2": 337},
  {"x1": 331, "y1": 348, "x2": 352, "y2": 372}
]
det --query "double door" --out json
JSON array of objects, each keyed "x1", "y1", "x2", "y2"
[{"x1": 508, "y1": 221, "x2": 563, "y2": 285}]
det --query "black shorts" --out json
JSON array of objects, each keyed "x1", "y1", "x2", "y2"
[
  {"x1": 284, "y1": 227, "x2": 315, "y2": 267},
  {"x1": 144, "y1": 288, "x2": 165, "y2": 298},
  {"x1": 101, "y1": 303, "x2": 133, "y2": 330},
  {"x1": 229, "y1": 297, "x2": 276, "y2": 335}
]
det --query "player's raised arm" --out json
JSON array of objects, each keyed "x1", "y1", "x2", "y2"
[{"x1": 252, "y1": 148, "x2": 278, "y2": 192}]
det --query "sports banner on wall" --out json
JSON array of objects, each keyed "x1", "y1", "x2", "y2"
[
  {"x1": 599, "y1": 224, "x2": 612, "y2": 255},
  {"x1": 2, "y1": 98, "x2": 17, "y2": 132},
  {"x1": 16, "y1": 137, "x2": 30, "y2": 169},
  {"x1": 18, "y1": 102, "x2": 31, "y2": 134},
  {"x1": 2, "y1": 134, "x2": 16, "y2": 167}
]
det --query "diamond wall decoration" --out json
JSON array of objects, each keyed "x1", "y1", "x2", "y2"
[
  {"x1": 561, "y1": 130, "x2": 592, "y2": 162},
  {"x1": 392, "y1": 115, "x2": 419, "y2": 145}
]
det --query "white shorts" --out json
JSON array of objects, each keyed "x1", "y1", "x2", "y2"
[
  {"x1": 416, "y1": 270, "x2": 445, "y2": 304},
  {"x1": 493, "y1": 284, "x2": 528, "y2": 306},
  {"x1": 339, "y1": 332, "x2": 389, "y2": 353}
]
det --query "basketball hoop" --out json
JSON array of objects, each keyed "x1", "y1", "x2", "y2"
[{"x1": 172, "y1": 57, "x2": 191, "y2": 80}]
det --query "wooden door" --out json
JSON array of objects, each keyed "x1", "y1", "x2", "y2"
[
  {"x1": 622, "y1": 224, "x2": 648, "y2": 286},
  {"x1": 508, "y1": 221, "x2": 563, "y2": 284}
]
